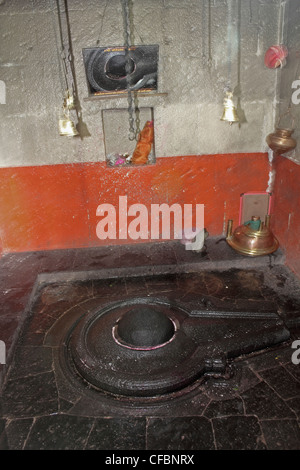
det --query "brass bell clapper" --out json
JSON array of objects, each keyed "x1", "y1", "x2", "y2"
[
  {"x1": 221, "y1": 90, "x2": 239, "y2": 125},
  {"x1": 59, "y1": 90, "x2": 79, "y2": 137}
]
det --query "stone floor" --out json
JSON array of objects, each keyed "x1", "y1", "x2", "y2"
[{"x1": 0, "y1": 238, "x2": 299, "y2": 451}]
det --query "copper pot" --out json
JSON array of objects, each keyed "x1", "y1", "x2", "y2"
[
  {"x1": 266, "y1": 127, "x2": 296, "y2": 155},
  {"x1": 226, "y1": 216, "x2": 279, "y2": 257}
]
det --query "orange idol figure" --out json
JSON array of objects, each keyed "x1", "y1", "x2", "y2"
[{"x1": 131, "y1": 120, "x2": 154, "y2": 165}]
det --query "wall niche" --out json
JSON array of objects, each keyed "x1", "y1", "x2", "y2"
[{"x1": 102, "y1": 107, "x2": 155, "y2": 167}]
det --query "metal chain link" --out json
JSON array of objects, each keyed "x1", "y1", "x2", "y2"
[
  {"x1": 121, "y1": 0, "x2": 141, "y2": 141},
  {"x1": 133, "y1": 91, "x2": 141, "y2": 138},
  {"x1": 56, "y1": 0, "x2": 70, "y2": 91}
]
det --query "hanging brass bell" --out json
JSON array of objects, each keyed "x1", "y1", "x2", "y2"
[
  {"x1": 58, "y1": 89, "x2": 79, "y2": 137},
  {"x1": 221, "y1": 91, "x2": 239, "y2": 125},
  {"x1": 59, "y1": 117, "x2": 79, "y2": 137}
]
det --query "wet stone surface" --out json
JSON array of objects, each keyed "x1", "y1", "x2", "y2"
[{"x1": 0, "y1": 242, "x2": 299, "y2": 450}]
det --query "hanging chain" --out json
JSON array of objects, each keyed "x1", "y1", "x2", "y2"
[
  {"x1": 56, "y1": 0, "x2": 70, "y2": 92},
  {"x1": 56, "y1": 0, "x2": 77, "y2": 105},
  {"x1": 201, "y1": 0, "x2": 206, "y2": 66},
  {"x1": 133, "y1": 91, "x2": 140, "y2": 136},
  {"x1": 121, "y1": 0, "x2": 140, "y2": 141},
  {"x1": 207, "y1": 0, "x2": 212, "y2": 69},
  {"x1": 51, "y1": 0, "x2": 67, "y2": 95},
  {"x1": 201, "y1": 0, "x2": 212, "y2": 69}
]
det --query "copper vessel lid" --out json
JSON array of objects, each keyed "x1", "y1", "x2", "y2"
[{"x1": 227, "y1": 223, "x2": 279, "y2": 257}]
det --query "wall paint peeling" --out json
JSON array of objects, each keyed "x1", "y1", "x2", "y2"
[{"x1": 266, "y1": 149, "x2": 276, "y2": 193}]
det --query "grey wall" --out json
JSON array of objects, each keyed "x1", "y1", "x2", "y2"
[{"x1": 0, "y1": 0, "x2": 294, "y2": 167}]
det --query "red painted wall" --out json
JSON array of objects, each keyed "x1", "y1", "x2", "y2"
[
  {"x1": 0, "y1": 153, "x2": 270, "y2": 254},
  {"x1": 272, "y1": 155, "x2": 300, "y2": 278}
]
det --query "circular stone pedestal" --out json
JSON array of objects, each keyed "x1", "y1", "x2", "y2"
[{"x1": 66, "y1": 298, "x2": 204, "y2": 397}]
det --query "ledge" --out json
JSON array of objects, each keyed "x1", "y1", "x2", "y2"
[{"x1": 83, "y1": 92, "x2": 168, "y2": 102}]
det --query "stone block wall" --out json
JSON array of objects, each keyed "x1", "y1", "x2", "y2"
[{"x1": 0, "y1": 0, "x2": 285, "y2": 167}]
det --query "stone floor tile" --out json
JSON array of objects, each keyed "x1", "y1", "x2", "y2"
[
  {"x1": 203, "y1": 397, "x2": 244, "y2": 418},
  {"x1": 2, "y1": 371, "x2": 58, "y2": 418},
  {"x1": 0, "y1": 418, "x2": 7, "y2": 450},
  {"x1": 149, "y1": 243, "x2": 178, "y2": 266},
  {"x1": 261, "y1": 419, "x2": 300, "y2": 450},
  {"x1": 285, "y1": 361, "x2": 300, "y2": 382},
  {"x1": 118, "y1": 243, "x2": 151, "y2": 267},
  {"x1": 249, "y1": 345, "x2": 293, "y2": 367},
  {"x1": 213, "y1": 415, "x2": 266, "y2": 450},
  {"x1": 241, "y1": 381, "x2": 295, "y2": 420},
  {"x1": 0, "y1": 288, "x2": 31, "y2": 316},
  {"x1": 2, "y1": 418, "x2": 33, "y2": 450},
  {"x1": 39, "y1": 248, "x2": 77, "y2": 273},
  {"x1": 73, "y1": 246, "x2": 121, "y2": 271},
  {"x1": 7, "y1": 346, "x2": 53, "y2": 380},
  {"x1": 258, "y1": 365, "x2": 300, "y2": 400},
  {"x1": 0, "y1": 253, "x2": 42, "y2": 290},
  {"x1": 146, "y1": 417, "x2": 215, "y2": 450},
  {"x1": 86, "y1": 417, "x2": 146, "y2": 450},
  {"x1": 92, "y1": 277, "x2": 127, "y2": 299},
  {"x1": 285, "y1": 397, "x2": 300, "y2": 419},
  {"x1": 24, "y1": 414, "x2": 94, "y2": 450}
]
